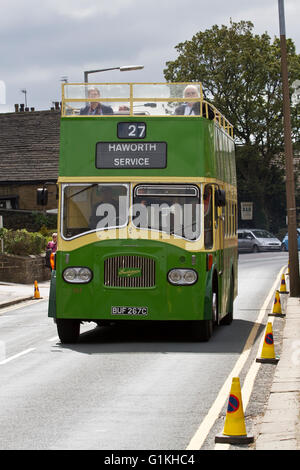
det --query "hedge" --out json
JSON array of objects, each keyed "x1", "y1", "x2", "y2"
[{"x1": 0, "y1": 228, "x2": 48, "y2": 256}]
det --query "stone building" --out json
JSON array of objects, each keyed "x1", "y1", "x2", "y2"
[{"x1": 0, "y1": 107, "x2": 60, "y2": 212}]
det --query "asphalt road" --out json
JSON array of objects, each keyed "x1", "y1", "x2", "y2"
[{"x1": 0, "y1": 252, "x2": 289, "y2": 450}]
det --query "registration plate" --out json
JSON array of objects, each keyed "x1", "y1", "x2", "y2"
[{"x1": 111, "y1": 306, "x2": 148, "y2": 316}]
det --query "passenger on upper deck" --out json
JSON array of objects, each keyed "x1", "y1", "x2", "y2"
[
  {"x1": 175, "y1": 85, "x2": 214, "y2": 120},
  {"x1": 80, "y1": 87, "x2": 114, "y2": 115}
]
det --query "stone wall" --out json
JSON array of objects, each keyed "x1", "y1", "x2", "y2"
[
  {"x1": 0, "y1": 253, "x2": 51, "y2": 284},
  {"x1": 0, "y1": 182, "x2": 58, "y2": 211}
]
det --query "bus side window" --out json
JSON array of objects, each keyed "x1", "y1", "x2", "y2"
[{"x1": 204, "y1": 186, "x2": 213, "y2": 249}]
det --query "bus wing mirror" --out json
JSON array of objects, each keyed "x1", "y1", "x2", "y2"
[
  {"x1": 37, "y1": 188, "x2": 48, "y2": 206},
  {"x1": 215, "y1": 189, "x2": 226, "y2": 207}
]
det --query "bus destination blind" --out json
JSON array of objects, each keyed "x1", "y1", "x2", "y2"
[{"x1": 96, "y1": 142, "x2": 167, "y2": 169}]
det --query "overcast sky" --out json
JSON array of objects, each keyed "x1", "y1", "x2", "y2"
[{"x1": 1, "y1": 0, "x2": 300, "y2": 111}]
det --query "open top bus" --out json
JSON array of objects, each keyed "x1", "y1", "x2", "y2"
[{"x1": 47, "y1": 82, "x2": 237, "y2": 343}]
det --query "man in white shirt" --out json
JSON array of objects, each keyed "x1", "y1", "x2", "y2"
[{"x1": 175, "y1": 85, "x2": 214, "y2": 119}]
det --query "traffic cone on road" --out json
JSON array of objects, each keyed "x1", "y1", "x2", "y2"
[
  {"x1": 256, "y1": 322, "x2": 279, "y2": 364},
  {"x1": 279, "y1": 273, "x2": 289, "y2": 294},
  {"x1": 34, "y1": 280, "x2": 41, "y2": 299},
  {"x1": 268, "y1": 290, "x2": 285, "y2": 317},
  {"x1": 215, "y1": 377, "x2": 254, "y2": 444}
]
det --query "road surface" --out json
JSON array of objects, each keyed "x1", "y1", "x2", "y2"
[{"x1": 0, "y1": 252, "x2": 288, "y2": 450}]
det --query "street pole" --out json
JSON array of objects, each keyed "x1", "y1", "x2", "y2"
[
  {"x1": 84, "y1": 65, "x2": 144, "y2": 83},
  {"x1": 278, "y1": 0, "x2": 300, "y2": 296},
  {"x1": 84, "y1": 68, "x2": 119, "y2": 83}
]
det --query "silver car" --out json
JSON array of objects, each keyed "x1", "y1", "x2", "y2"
[{"x1": 238, "y1": 229, "x2": 281, "y2": 253}]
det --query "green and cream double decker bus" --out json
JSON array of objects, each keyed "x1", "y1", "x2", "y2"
[{"x1": 48, "y1": 82, "x2": 237, "y2": 343}]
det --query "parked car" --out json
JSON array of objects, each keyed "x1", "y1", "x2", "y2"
[
  {"x1": 281, "y1": 228, "x2": 300, "y2": 251},
  {"x1": 238, "y1": 229, "x2": 281, "y2": 253}
]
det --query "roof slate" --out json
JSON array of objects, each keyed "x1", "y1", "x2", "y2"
[{"x1": 0, "y1": 110, "x2": 60, "y2": 182}]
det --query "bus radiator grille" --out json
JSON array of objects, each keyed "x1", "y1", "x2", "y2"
[{"x1": 104, "y1": 256, "x2": 156, "y2": 288}]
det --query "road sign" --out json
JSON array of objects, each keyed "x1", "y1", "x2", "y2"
[{"x1": 241, "y1": 202, "x2": 253, "y2": 220}]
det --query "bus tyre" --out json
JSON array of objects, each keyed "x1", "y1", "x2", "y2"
[
  {"x1": 56, "y1": 318, "x2": 80, "y2": 344},
  {"x1": 191, "y1": 318, "x2": 213, "y2": 342},
  {"x1": 221, "y1": 275, "x2": 234, "y2": 325},
  {"x1": 192, "y1": 288, "x2": 217, "y2": 341}
]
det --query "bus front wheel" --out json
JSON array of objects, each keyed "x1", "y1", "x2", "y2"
[
  {"x1": 56, "y1": 318, "x2": 80, "y2": 344},
  {"x1": 191, "y1": 319, "x2": 213, "y2": 342}
]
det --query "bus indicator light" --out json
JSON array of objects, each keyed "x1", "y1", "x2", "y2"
[{"x1": 206, "y1": 254, "x2": 213, "y2": 271}]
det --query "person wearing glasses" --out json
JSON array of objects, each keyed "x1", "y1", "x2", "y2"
[{"x1": 80, "y1": 87, "x2": 114, "y2": 115}]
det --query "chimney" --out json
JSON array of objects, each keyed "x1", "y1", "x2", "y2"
[
  {"x1": 55, "y1": 101, "x2": 60, "y2": 110},
  {"x1": 20, "y1": 103, "x2": 25, "y2": 112},
  {"x1": 30, "y1": 107, "x2": 35, "y2": 112},
  {"x1": 14, "y1": 104, "x2": 19, "y2": 113}
]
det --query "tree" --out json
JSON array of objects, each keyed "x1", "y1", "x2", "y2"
[{"x1": 164, "y1": 20, "x2": 300, "y2": 233}]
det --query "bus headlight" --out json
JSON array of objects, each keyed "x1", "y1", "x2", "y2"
[
  {"x1": 78, "y1": 268, "x2": 92, "y2": 282},
  {"x1": 168, "y1": 269, "x2": 198, "y2": 285},
  {"x1": 168, "y1": 269, "x2": 182, "y2": 283},
  {"x1": 183, "y1": 270, "x2": 198, "y2": 284},
  {"x1": 63, "y1": 267, "x2": 77, "y2": 282},
  {"x1": 63, "y1": 267, "x2": 93, "y2": 284}
]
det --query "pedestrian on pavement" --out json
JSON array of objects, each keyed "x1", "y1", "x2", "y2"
[
  {"x1": 46, "y1": 233, "x2": 57, "y2": 253},
  {"x1": 45, "y1": 233, "x2": 57, "y2": 270}
]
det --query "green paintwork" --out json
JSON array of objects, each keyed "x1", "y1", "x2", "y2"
[
  {"x1": 51, "y1": 112, "x2": 238, "y2": 325},
  {"x1": 55, "y1": 239, "x2": 213, "y2": 321},
  {"x1": 48, "y1": 269, "x2": 56, "y2": 318},
  {"x1": 59, "y1": 116, "x2": 235, "y2": 183}
]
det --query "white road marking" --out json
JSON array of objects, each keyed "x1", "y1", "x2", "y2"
[
  {"x1": 0, "y1": 298, "x2": 45, "y2": 315},
  {"x1": 47, "y1": 336, "x2": 59, "y2": 342},
  {"x1": 0, "y1": 348, "x2": 36, "y2": 365},
  {"x1": 186, "y1": 265, "x2": 286, "y2": 450},
  {"x1": 0, "y1": 340, "x2": 6, "y2": 362}
]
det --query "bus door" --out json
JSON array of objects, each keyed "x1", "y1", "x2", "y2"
[
  {"x1": 204, "y1": 184, "x2": 226, "y2": 316},
  {"x1": 216, "y1": 190, "x2": 225, "y2": 274},
  {"x1": 203, "y1": 185, "x2": 213, "y2": 250},
  {"x1": 216, "y1": 189, "x2": 227, "y2": 316}
]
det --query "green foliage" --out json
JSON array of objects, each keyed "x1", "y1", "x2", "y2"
[
  {"x1": 1, "y1": 228, "x2": 48, "y2": 256},
  {"x1": 39, "y1": 224, "x2": 57, "y2": 238},
  {"x1": 164, "y1": 20, "x2": 300, "y2": 148},
  {"x1": 164, "y1": 20, "x2": 300, "y2": 232},
  {"x1": 32, "y1": 211, "x2": 57, "y2": 230},
  {"x1": 236, "y1": 144, "x2": 286, "y2": 231}
]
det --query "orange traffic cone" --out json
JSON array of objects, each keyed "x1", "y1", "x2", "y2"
[
  {"x1": 279, "y1": 273, "x2": 289, "y2": 294},
  {"x1": 256, "y1": 322, "x2": 279, "y2": 364},
  {"x1": 215, "y1": 377, "x2": 254, "y2": 444},
  {"x1": 268, "y1": 290, "x2": 285, "y2": 317},
  {"x1": 34, "y1": 280, "x2": 41, "y2": 299}
]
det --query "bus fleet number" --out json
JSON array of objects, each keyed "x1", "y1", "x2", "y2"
[{"x1": 118, "y1": 122, "x2": 146, "y2": 139}]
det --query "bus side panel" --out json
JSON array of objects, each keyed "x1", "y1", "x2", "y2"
[{"x1": 48, "y1": 269, "x2": 56, "y2": 318}]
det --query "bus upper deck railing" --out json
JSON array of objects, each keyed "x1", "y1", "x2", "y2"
[{"x1": 62, "y1": 82, "x2": 233, "y2": 137}]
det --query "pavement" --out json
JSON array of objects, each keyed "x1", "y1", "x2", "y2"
[
  {"x1": 255, "y1": 295, "x2": 300, "y2": 450},
  {"x1": 0, "y1": 280, "x2": 50, "y2": 308},
  {"x1": 0, "y1": 278, "x2": 299, "y2": 450}
]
